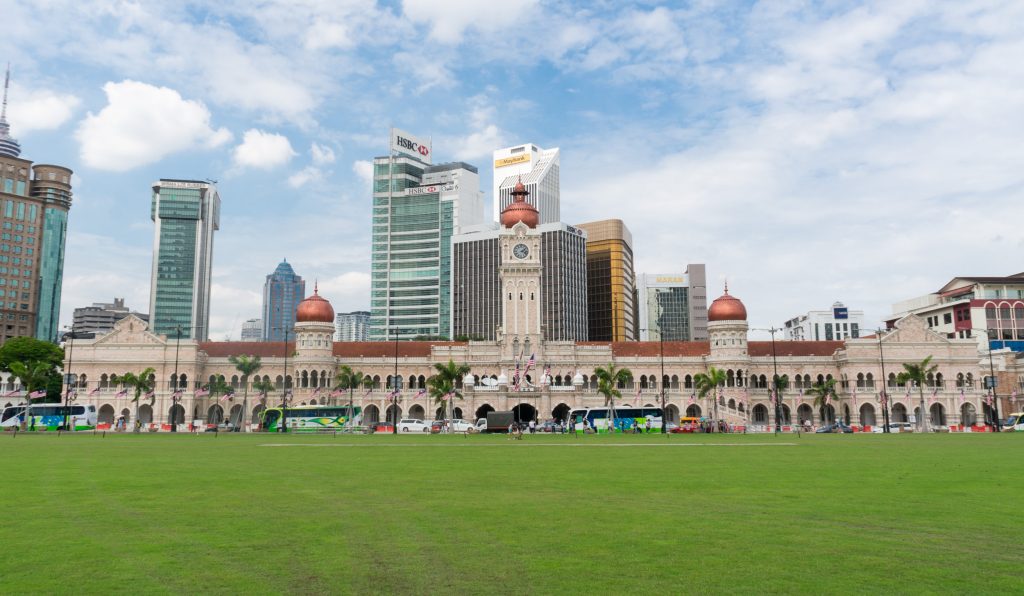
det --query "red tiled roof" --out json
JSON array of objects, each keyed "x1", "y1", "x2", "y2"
[
  {"x1": 748, "y1": 341, "x2": 844, "y2": 357},
  {"x1": 333, "y1": 341, "x2": 465, "y2": 358},
  {"x1": 604, "y1": 341, "x2": 711, "y2": 357},
  {"x1": 199, "y1": 342, "x2": 293, "y2": 358}
]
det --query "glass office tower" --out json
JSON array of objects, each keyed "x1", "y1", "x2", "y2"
[{"x1": 149, "y1": 179, "x2": 219, "y2": 340}]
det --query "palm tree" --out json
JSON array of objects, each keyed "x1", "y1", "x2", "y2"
[
  {"x1": 229, "y1": 355, "x2": 262, "y2": 432},
  {"x1": 9, "y1": 360, "x2": 54, "y2": 430},
  {"x1": 204, "y1": 375, "x2": 232, "y2": 426},
  {"x1": 336, "y1": 365, "x2": 367, "y2": 430},
  {"x1": 593, "y1": 364, "x2": 633, "y2": 433},
  {"x1": 251, "y1": 377, "x2": 275, "y2": 430},
  {"x1": 427, "y1": 360, "x2": 471, "y2": 433},
  {"x1": 897, "y1": 355, "x2": 938, "y2": 433},
  {"x1": 808, "y1": 378, "x2": 837, "y2": 427},
  {"x1": 694, "y1": 367, "x2": 726, "y2": 431},
  {"x1": 119, "y1": 367, "x2": 156, "y2": 433}
]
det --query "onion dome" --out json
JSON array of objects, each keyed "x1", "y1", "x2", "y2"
[
  {"x1": 707, "y1": 282, "x2": 747, "y2": 322},
  {"x1": 499, "y1": 177, "x2": 539, "y2": 228},
  {"x1": 572, "y1": 371, "x2": 584, "y2": 385},
  {"x1": 295, "y1": 283, "x2": 335, "y2": 323},
  {"x1": 497, "y1": 371, "x2": 509, "y2": 386},
  {"x1": 463, "y1": 372, "x2": 475, "y2": 387}
]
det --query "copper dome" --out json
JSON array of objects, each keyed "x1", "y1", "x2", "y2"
[
  {"x1": 500, "y1": 178, "x2": 539, "y2": 228},
  {"x1": 295, "y1": 285, "x2": 335, "y2": 323},
  {"x1": 708, "y1": 284, "x2": 747, "y2": 322}
]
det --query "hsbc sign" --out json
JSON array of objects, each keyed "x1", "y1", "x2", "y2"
[{"x1": 390, "y1": 128, "x2": 432, "y2": 164}]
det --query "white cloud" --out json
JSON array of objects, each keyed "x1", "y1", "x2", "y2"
[
  {"x1": 75, "y1": 80, "x2": 231, "y2": 171},
  {"x1": 311, "y1": 142, "x2": 336, "y2": 165},
  {"x1": 7, "y1": 84, "x2": 81, "y2": 136},
  {"x1": 288, "y1": 166, "x2": 322, "y2": 188},
  {"x1": 352, "y1": 160, "x2": 373, "y2": 186},
  {"x1": 232, "y1": 129, "x2": 297, "y2": 169},
  {"x1": 402, "y1": 0, "x2": 539, "y2": 43}
]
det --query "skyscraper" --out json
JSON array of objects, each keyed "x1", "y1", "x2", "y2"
[
  {"x1": 0, "y1": 65, "x2": 74, "y2": 343},
  {"x1": 262, "y1": 259, "x2": 305, "y2": 341},
  {"x1": 369, "y1": 129, "x2": 485, "y2": 341},
  {"x1": 335, "y1": 311, "x2": 370, "y2": 342},
  {"x1": 240, "y1": 318, "x2": 262, "y2": 341},
  {"x1": 576, "y1": 219, "x2": 636, "y2": 342},
  {"x1": 636, "y1": 265, "x2": 708, "y2": 341},
  {"x1": 149, "y1": 179, "x2": 219, "y2": 340},
  {"x1": 492, "y1": 143, "x2": 560, "y2": 225}
]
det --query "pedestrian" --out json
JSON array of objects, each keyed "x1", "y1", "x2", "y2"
[
  {"x1": 507, "y1": 422, "x2": 515, "y2": 439},
  {"x1": 528, "y1": 419, "x2": 536, "y2": 434},
  {"x1": 645, "y1": 418, "x2": 652, "y2": 433}
]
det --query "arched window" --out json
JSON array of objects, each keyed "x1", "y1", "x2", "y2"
[
  {"x1": 100, "y1": 374, "x2": 109, "y2": 389},
  {"x1": 956, "y1": 373, "x2": 965, "y2": 388},
  {"x1": 684, "y1": 375, "x2": 693, "y2": 389},
  {"x1": 888, "y1": 372, "x2": 897, "y2": 387},
  {"x1": 935, "y1": 373, "x2": 944, "y2": 388},
  {"x1": 736, "y1": 370, "x2": 744, "y2": 387},
  {"x1": 759, "y1": 374, "x2": 768, "y2": 388},
  {"x1": 866, "y1": 373, "x2": 874, "y2": 388},
  {"x1": 857, "y1": 373, "x2": 865, "y2": 388},
  {"x1": 671, "y1": 375, "x2": 679, "y2": 389},
  {"x1": 231, "y1": 375, "x2": 239, "y2": 389},
  {"x1": 180, "y1": 374, "x2": 188, "y2": 389},
  {"x1": 817, "y1": 374, "x2": 825, "y2": 385},
  {"x1": 726, "y1": 369, "x2": 735, "y2": 387}
]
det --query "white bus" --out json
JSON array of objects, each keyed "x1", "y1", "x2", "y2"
[
  {"x1": 1004, "y1": 412, "x2": 1024, "y2": 432},
  {"x1": 568, "y1": 406, "x2": 664, "y2": 433},
  {"x1": 0, "y1": 404, "x2": 98, "y2": 431}
]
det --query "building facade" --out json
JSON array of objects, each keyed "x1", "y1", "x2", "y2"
[
  {"x1": 887, "y1": 273, "x2": 1024, "y2": 353},
  {"x1": 369, "y1": 135, "x2": 486, "y2": 341},
  {"x1": 0, "y1": 67, "x2": 74, "y2": 343},
  {"x1": 56, "y1": 286, "x2": 1012, "y2": 434},
  {"x1": 492, "y1": 143, "x2": 560, "y2": 225},
  {"x1": 240, "y1": 318, "x2": 262, "y2": 341},
  {"x1": 784, "y1": 301, "x2": 864, "y2": 341},
  {"x1": 577, "y1": 219, "x2": 636, "y2": 342},
  {"x1": 149, "y1": 179, "x2": 219, "y2": 340},
  {"x1": 636, "y1": 266, "x2": 708, "y2": 341},
  {"x1": 262, "y1": 259, "x2": 305, "y2": 341},
  {"x1": 335, "y1": 311, "x2": 369, "y2": 342},
  {"x1": 73, "y1": 298, "x2": 147, "y2": 336}
]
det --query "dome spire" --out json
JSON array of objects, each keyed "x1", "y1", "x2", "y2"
[{"x1": 0, "y1": 63, "x2": 21, "y2": 159}]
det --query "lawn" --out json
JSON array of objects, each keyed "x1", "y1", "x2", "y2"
[{"x1": 1, "y1": 431, "x2": 1020, "y2": 594}]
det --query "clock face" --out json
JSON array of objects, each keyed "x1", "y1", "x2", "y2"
[{"x1": 513, "y1": 243, "x2": 530, "y2": 259}]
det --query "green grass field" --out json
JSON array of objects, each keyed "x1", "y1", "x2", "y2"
[{"x1": 2, "y1": 431, "x2": 1021, "y2": 594}]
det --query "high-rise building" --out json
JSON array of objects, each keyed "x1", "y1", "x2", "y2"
[
  {"x1": 335, "y1": 311, "x2": 369, "y2": 341},
  {"x1": 453, "y1": 219, "x2": 588, "y2": 342},
  {"x1": 576, "y1": 219, "x2": 636, "y2": 342},
  {"x1": 149, "y1": 179, "x2": 219, "y2": 340},
  {"x1": 262, "y1": 259, "x2": 305, "y2": 341},
  {"x1": 785, "y1": 301, "x2": 864, "y2": 341},
  {"x1": 72, "y1": 297, "x2": 148, "y2": 336},
  {"x1": 240, "y1": 318, "x2": 262, "y2": 341},
  {"x1": 0, "y1": 66, "x2": 74, "y2": 343},
  {"x1": 369, "y1": 129, "x2": 485, "y2": 341},
  {"x1": 492, "y1": 143, "x2": 560, "y2": 225},
  {"x1": 636, "y1": 266, "x2": 708, "y2": 341}
]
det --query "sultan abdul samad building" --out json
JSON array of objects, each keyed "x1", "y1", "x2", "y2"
[{"x1": 58, "y1": 184, "x2": 1008, "y2": 430}]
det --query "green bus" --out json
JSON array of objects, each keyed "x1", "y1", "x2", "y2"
[{"x1": 262, "y1": 405, "x2": 362, "y2": 433}]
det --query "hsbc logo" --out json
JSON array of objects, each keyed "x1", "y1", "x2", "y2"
[{"x1": 396, "y1": 136, "x2": 429, "y2": 157}]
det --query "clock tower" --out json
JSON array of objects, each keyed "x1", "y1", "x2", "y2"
[{"x1": 498, "y1": 179, "x2": 542, "y2": 350}]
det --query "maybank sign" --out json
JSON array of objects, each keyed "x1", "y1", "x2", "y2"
[
  {"x1": 494, "y1": 154, "x2": 531, "y2": 168},
  {"x1": 390, "y1": 128, "x2": 432, "y2": 164}
]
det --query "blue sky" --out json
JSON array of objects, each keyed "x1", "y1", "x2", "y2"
[{"x1": 3, "y1": 0, "x2": 1023, "y2": 339}]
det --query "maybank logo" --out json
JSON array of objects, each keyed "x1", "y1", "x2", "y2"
[
  {"x1": 494, "y1": 154, "x2": 531, "y2": 168},
  {"x1": 655, "y1": 276, "x2": 686, "y2": 283}
]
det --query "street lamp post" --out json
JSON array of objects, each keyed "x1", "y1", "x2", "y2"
[
  {"x1": 392, "y1": 329, "x2": 399, "y2": 435},
  {"x1": 875, "y1": 328, "x2": 891, "y2": 433},
  {"x1": 62, "y1": 328, "x2": 77, "y2": 432},
  {"x1": 639, "y1": 326, "x2": 670, "y2": 434},
  {"x1": 170, "y1": 325, "x2": 181, "y2": 432},
  {"x1": 281, "y1": 327, "x2": 290, "y2": 433},
  {"x1": 752, "y1": 327, "x2": 784, "y2": 434},
  {"x1": 966, "y1": 327, "x2": 1002, "y2": 432}
]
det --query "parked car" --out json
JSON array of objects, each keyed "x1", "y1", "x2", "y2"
[
  {"x1": 816, "y1": 422, "x2": 853, "y2": 434},
  {"x1": 540, "y1": 420, "x2": 563, "y2": 433},
  {"x1": 872, "y1": 422, "x2": 914, "y2": 433},
  {"x1": 398, "y1": 418, "x2": 430, "y2": 433},
  {"x1": 431, "y1": 419, "x2": 476, "y2": 433}
]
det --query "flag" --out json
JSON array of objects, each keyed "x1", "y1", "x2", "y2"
[
  {"x1": 1012, "y1": 390, "x2": 1018, "y2": 403},
  {"x1": 798, "y1": 388, "x2": 804, "y2": 405},
  {"x1": 144, "y1": 390, "x2": 155, "y2": 401},
  {"x1": 29, "y1": 389, "x2": 47, "y2": 398},
  {"x1": 526, "y1": 353, "x2": 536, "y2": 371},
  {"x1": 769, "y1": 390, "x2": 776, "y2": 405},
  {"x1": 363, "y1": 388, "x2": 372, "y2": 397},
  {"x1": 115, "y1": 389, "x2": 128, "y2": 398},
  {"x1": 330, "y1": 389, "x2": 344, "y2": 398},
  {"x1": 4, "y1": 389, "x2": 21, "y2": 397},
  {"x1": 958, "y1": 388, "x2": 966, "y2": 405},
  {"x1": 634, "y1": 386, "x2": 641, "y2": 403},
  {"x1": 194, "y1": 388, "x2": 209, "y2": 398},
  {"x1": 89, "y1": 387, "x2": 100, "y2": 396},
  {"x1": 689, "y1": 393, "x2": 696, "y2": 404},
  {"x1": 985, "y1": 391, "x2": 993, "y2": 406},
  {"x1": 219, "y1": 390, "x2": 234, "y2": 402},
  {"x1": 312, "y1": 387, "x2": 322, "y2": 397},
  {"x1": 415, "y1": 388, "x2": 427, "y2": 399},
  {"x1": 172, "y1": 390, "x2": 183, "y2": 401}
]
